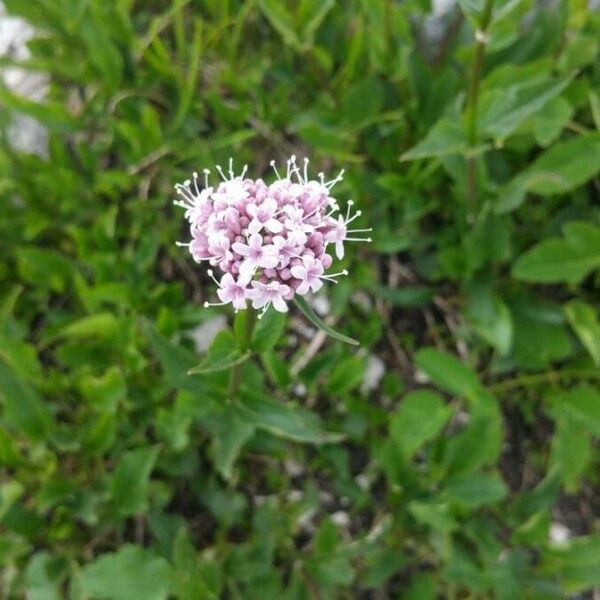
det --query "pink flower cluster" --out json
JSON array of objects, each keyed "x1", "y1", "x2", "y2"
[{"x1": 174, "y1": 157, "x2": 371, "y2": 317}]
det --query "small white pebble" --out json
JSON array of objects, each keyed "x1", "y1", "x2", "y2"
[
  {"x1": 311, "y1": 295, "x2": 330, "y2": 317},
  {"x1": 284, "y1": 459, "x2": 305, "y2": 478},
  {"x1": 361, "y1": 355, "x2": 386, "y2": 393},
  {"x1": 355, "y1": 474, "x2": 370, "y2": 490},
  {"x1": 293, "y1": 383, "x2": 307, "y2": 397},
  {"x1": 550, "y1": 523, "x2": 571, "y2": 545},
  {"x1": 331, "y1": 511, "x2": 350, "y2": 528},
  {"x1": 287, "y1": 490, "x2": 303, "y2": 503}
]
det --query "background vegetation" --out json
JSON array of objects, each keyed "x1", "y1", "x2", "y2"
[{"x1": 1, "y1": 0, "x2": 600, "y2": 598}]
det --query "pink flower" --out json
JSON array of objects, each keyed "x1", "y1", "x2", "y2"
[
  {"x1": 216, "y1": 273, "x2": 250, "y2": 310},
  {"x1": 290, "y1": 255, "x2": 324, "y2": 295},
  {"x1": 247, "y1": 281, "x2": 290, "y2": 315},
  {"x1": 174, "y1": 156, "x2": 371, "y2": 316},
  {"x1": 247, "y1": 198, "x2": 283, "y2": 235},
  {"x1": 273, "y1": 235, "x2": 300, "y2": 268},
  {"x1": 232, "y1": 233, "x2": 279, "y2": 276}
]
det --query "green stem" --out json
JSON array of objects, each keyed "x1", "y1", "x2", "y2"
[
  {"x1": 465, "y1": 0, "x2": 494, "y2": 217},
  {"x1": 228, "y1": 309, "x2": 256, "y2": 399},
  {"x1": 488, "y1": 369, "x2": 600, "y2": 393}
]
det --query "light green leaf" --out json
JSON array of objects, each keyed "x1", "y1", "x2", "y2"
[
  {"x1": 513, "y1": 222, "x2": 600, "y2": 284},
  {"x1": 210, "y1": 413, "x2": 255, "y2": 481},
  {"x1": 414, "y1": 348, "x2": 481, "y2": 399},
  {"x1": 549, "y1": 410, "x2": 591, "y2": 491},
  {"x1": 325, "y1": 356, "x2": 364, "y2": 395},
  {"x1": 409, "y1": 501, "x2": 457, "y2": 533},
  {"x1": 502, "y1": 135, "x2": 600, "y2": 210},
  {"x1": 541, "y1": 535, "x2": 600, "y2": 593},
  {"x1": 479, "y1": 76, "x2": 573, "y2": 142},
  {"x1": 111, "y1": 446, "x2": 159, "y2": 518},
  {"x1": 251, "y1": 309, "x2": 286, "y2": 353},
  {"x1": 390, "y1": 390, "x2": 452, "y2": 459},
  {"x1": 551, "y1": 385, "x2": 600, "y2": 437},
  {"x1": 445, "y1": 471, "x2": 507, "y2": 509},
  {"x1": 0, "y1": 360, "x2": 52, "y2": 442},
  {"x1": 78, "y1": 545, "x2": 172, "y2": 600},
  {"x1": 401, "y1": 118, "x2": 488, "y2": 161},
  {"x1": 564, "y1": 300, "x2": 600, "y2": 365},
  {"x1": 293, "y1": 296, "x2": 358, "y2": 346},
  {"x1": 55, "y1": 313, "x2": 120, "y2": 340},
  {"x1": 188, "y1": 330, "x2": 251, "y2": 375},
  {"x1": 25, "y1": 551, "x2": 62, "y2": 600},
  {"x1": 238, "y1": 389, "x2": 343, "y2": 444}
]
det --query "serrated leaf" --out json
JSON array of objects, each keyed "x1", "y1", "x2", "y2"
[{"x1": 293, "y1": 296, "x2": 358, "y2": 346}]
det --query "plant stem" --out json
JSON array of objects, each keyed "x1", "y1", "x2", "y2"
[
  {"x1": 228, "y1": 309, "x2": 256, "y2": 399},
  {"x1": 488, "y1": 369, "x2": 600, "y2": 393},
  {"x1": 465, "y1": 0, "x2": 494, "y2": 217}
]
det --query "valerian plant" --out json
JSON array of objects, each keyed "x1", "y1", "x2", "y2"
[{"x1": 1, "y1": 1, "x2": 600, "y2": 599}]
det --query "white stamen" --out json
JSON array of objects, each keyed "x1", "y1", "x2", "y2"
[
  {"x1": 206, "y1": 269, "x2": 221, "y2": 286},
  {"x1": 270, "y1": 160, "x2": 281, "y2": 180},
  {"x1": 216, "y1": 165, "x2": 227, "y2": 181}
]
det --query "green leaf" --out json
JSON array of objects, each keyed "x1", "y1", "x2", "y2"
[
  {"x1": 442, "y1": 392, "x2": 503, "y2": 476},
  {"x1": 188, "y1": 330, "x2": 251, "y2": 375},
  {"x1": 55, "y1": 313, "x2": 120, "y2": 341},
  {"x1": 414, "y1": 348, "x2": 481, "y2": 399},
  {"x1": 513, "y1": 222, "x2": 600, "y2": 284},
  {"x1": 551, "y1": 385, "x2": 600, "y2": 437},
  {"x1": 506, "y1": 135, "x2": 600, "y2": 200},
  {"x1": 209, "y1": 413, "x2": 255, "y2": 481},
  {"x1": 409, "y1": 501, "x2": 457, "y2": 533},
  {"x1": 390, "y1": 390, "x2": 452, "y2": 459},
  {"x1": 510, "y1": 297, "x2": 573, "y2": 369},
  {"x1": 479, "y1": 76, "x2": 573, "y2": 142},
  {"x1": 324, "y1": 357, "x2": 364, "y2": 395},
  {"x1": 445, "y1": 472, "x2": 508, "y2": 509},
  {"x1": 251, "y1": 309, "x2": 286, "y2": 353},
  {"x1": 466, "y1": 283, "x2": 513, "y2": 355},
  {"x1": 549, "y1": 410, "x2": 591, "y2": 491},
  {"x1": 341, "y1": 76, "x2": 383, "y2": 128},
  {"x1": 532, "y1": 96, "x2": 573, "y2": 147},
  {"x1": 111, "y1": 446, "x2": 159, "y2": 518},
  {"x1": 541, "y1": 535, "x2": 600, "y2": 593},
  {"x1": 293, "y1": 296, "x2": 358, "y2": 345},
  {"x1": 0, "y1": 360, "x2": 52, "y2": 442},
  {"x1": 564, "y1": 300, "x2": 600, "y2": 365},
  {"x1": 143, "y1": 321, "x2": 205, "y2": 392},
  {"x1": 25, "y1": 551, "x2": 62, "y2": 600},
  {"x1": 256, "y1": 0, "x2": 334, "y2": 51},
  {"x1": 78, "y1": 545, "x2": 172, "y2": 600},
  {"x1": 401, "y1": 117, "x2": 487, "y2": 161},
  {"x1": 238, "y1": 388, "x2": 343, "y2": 444}
]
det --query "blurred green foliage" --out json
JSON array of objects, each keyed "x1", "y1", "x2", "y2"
[{"x1": 1, "y1": 0, "x2": 600, "y2": 598}]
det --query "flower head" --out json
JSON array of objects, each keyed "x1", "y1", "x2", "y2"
[{"x1": 175, "y1": 156, "x2": 371, "y2": 317}]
